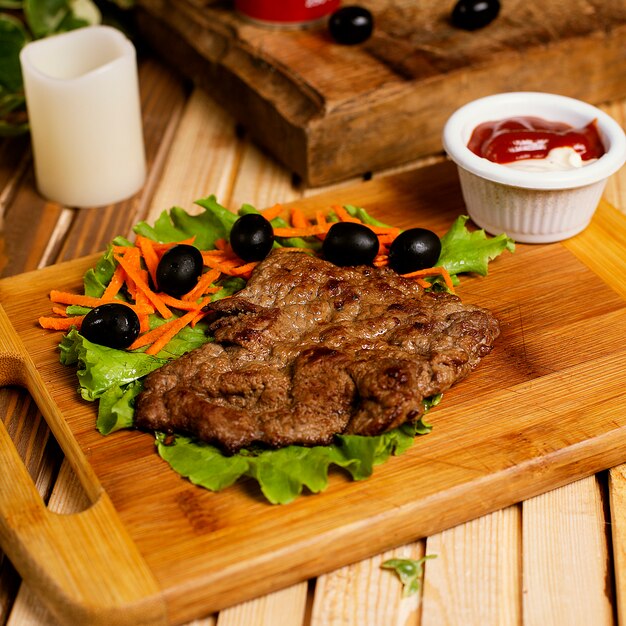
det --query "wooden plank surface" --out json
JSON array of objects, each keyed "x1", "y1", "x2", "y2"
[
  {"x1": 2, "y1": 160, "x2": 626, "y2": 623},
  {"x1": 1, "y1": 52, "x2": 626, "y2": 626},
  {"x1": 136, "y1": 0, "x2": 626, "y2": 185}
]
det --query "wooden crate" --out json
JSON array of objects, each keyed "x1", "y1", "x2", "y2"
[{"x1": 136, "y1": 0, "x2": 626, "y2": 186}]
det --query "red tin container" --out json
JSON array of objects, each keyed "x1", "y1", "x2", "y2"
[{"x1": 235, "y1": 0, "x2": 340, "y2": 27}]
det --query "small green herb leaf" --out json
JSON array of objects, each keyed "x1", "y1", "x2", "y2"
[
  {"x1": 24, "y1": 0, "x2": 70, "y2": 38},
  {"x1": 381, "y1": 555, "x2": 437, "y2": 597},
  {"x1": 0, "y1": 14, "x2": 29, "y2": 91}
]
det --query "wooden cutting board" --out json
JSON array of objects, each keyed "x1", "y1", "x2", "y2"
[
  {"x1": 135, "y1": 0, "x2": 626, "y2": 186},
  {"x1": 2, "y1": 161, "x2": 626, "y2": 625}
]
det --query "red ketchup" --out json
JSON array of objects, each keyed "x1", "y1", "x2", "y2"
[{"x1": 467, "y1": 116, "x2": 605, "y2": 164}]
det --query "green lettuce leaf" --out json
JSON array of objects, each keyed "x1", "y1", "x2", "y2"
[
  {"x1": 83, "y1": 236, "x2": 132, "y2": 297},
  {"x1": 60, "y1": 329, "x2": 166, "y2": 400},
  {"x1": 156, "y1": 420, "x2": 432, "y2": 505},
  {"x1": 97, "y1": 380, "x2": 143, "y2": 435},
  {"x1": 133, "y1": 195, "x2": 238, "y2": 249},
  {"x1": 438, "y1": 215, "x2": 515, "y2": 277}
]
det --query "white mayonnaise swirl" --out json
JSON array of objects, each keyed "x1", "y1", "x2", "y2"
[{"x1": 503, "y1": 147, "x2": 597, "y2": 172}]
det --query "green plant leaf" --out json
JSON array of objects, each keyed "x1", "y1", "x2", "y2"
[
  {"x1": 438, "y1": 215, "x2": 515, "y2": 276},
  {"x1": 59, "y1": 329, "x2": 167, "y2": 400},
  {"x1": 24, "y1": 0, "x2": 71, "y2": 37},
  {"x1": 0, "y1": 14, "x2": 28, "y2": 91},
  {"x1": 67, "y1": 0, "x2": 100, "y2": 26},
  {"x1": 0, "y1": 118, "x2": 28, "y2": 135},
  {"x1": 381, "y1": 555, "x2": 437, "y2": 597},
  {"x1": 156, "y1": 419, "x2": 432, "y2": 505}
]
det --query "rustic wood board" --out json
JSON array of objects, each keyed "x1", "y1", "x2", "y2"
[
  {"x1": 135, "y1": 0, "x2": 626, "y2": 186},
  {"x1": 2, "y1": 161, "x2": 626, "y2": 625}
]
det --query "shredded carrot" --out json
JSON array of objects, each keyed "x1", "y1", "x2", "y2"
[
  {"x1": 49, "y1": 291, "x2": 152, "y2": 316},
  {"x1": 315, "y1": 210, "x2": 328, "y2": 228},
  {"x1": 228, "y1": 261, "x2": 259, "y2": 277},
  {"x1": 401, "y1": 266, "x2": 455, "y2": 292},
  {"x1": 213, "y1": 238, "x2": 228, "y2": 251},
  {"x1": 147, "y1": 237, "x2": 196, "y2": 252},
  {"x1": 331, "y1": 204, "x2": 360, "y2": 223},
  {"x1": 202, "y1": 248, "x2": 236, "y2": 258},
  {"x1": 138, "y1": 313, "x2": 151, "y2": 333},
  {"x1": 261, "y1": 203, "x2": 284, "y2": 221},
  {"x1": 102, "y1": 264, "x2": 126, "y2": 300},
  {"x1": 39, "y1": 315, "x2": 85, "y2": 331},
  {"x1": 128, "y1": 323, "x2": 167, "y2": 350},
  {"x1": 49, "y1": 291, "x2": 113, "y2": 309},
  {"x1": 136, "y1": 236, "x2": 161, "y2": 288},
  {"x1": 114, "y1": 253, "x2": 173, "y2": 319},
  {"x1": 273, "y1": 226, "x2": 327, "y2": 238},
  {"x1": 145, "y1": 308, "x2": 205, "y2": 356},
  {"x1": 158, "y1": 292, "x2": 217, "y2": 311},
  {"x1": 112, "y1": 244, "x2": 133, "y2": 254},
  {"x1": 51, "y1": 306, "x2": 69, "y2": 317},
  {"x1": 190, "y1": 309, "x2": 209, "y2": 328},
  {"x1": 290, "y1": 206, "x2": 310, "y2": 229},
  {"x1": 202, "y1": 255, "x2": 242, "y2": 272},
  {"x1": 182, "y1": 268, "x2": 221, "y2": 301},
  {"x1": 130, "y1": 293, "x2": 211, "y2": 351},
  {"x1": 375, "y1": 233, "x2": 397, "y2": 246},
  {"x1": 415, "y1": 279, "x2": 432, "y2": 289}
]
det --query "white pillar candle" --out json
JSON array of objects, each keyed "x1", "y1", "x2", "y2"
[{"x1": 19, "y1": 26, "x2": 146, "y2": 208}]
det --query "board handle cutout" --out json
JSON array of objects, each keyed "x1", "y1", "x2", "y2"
[{"x1": 0, "y1": 303, "x2": 168, "y2": 626}]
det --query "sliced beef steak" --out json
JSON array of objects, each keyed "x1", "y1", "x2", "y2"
[{"x1": 135, "y1": 251, "x2": 499, "y2": 452}]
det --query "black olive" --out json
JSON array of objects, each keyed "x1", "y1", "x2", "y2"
[
  {"x1": 328, "y1": 6, "x2": 374, "y2": 45},
  {"x1": 322, "y1": 221, "x2": 378, "y2": 266},
  {"x1": 156, "y1": 244, "x2": 203, "y2": 297},
  {"x1": 230, "y1": 213, "x2": 274, "y2": 262},
  {"x1": 451, "y1": 0, "x2": 500, "y2": 31},
  {"x1": 388, "y1": 228, "x2": 441, "y2": 274},
  {"x1": 81, "y1": 303, "x2": 140, "y2": 350}
]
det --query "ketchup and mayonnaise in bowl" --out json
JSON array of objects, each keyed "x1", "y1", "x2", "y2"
[{"x1": 443, "y1": 92, "x2": 626, "y2": 243}]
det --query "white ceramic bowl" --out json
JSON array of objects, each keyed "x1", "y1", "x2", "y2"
[{"x1": 442, "y1": 92, "x2": 626, "y2": 243}]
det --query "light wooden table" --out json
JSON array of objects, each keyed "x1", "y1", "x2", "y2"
[{"x1": 1, "y1": 56, "x2": 626, "y2": 626}]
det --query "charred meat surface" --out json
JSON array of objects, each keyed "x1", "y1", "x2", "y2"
[{"x1": 135, "y1": 251, "x2": 499, "y2": 452}]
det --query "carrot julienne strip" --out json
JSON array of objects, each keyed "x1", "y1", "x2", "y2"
[
  {"x1": 228, "y1": 262, "x2": 259, "y2": 277},
  {"x1": 290, "y1": 206, "x2": 310, "y2": 229},
  {"x1": 158, "y1": 292, "x2": 217, "y2": 311},
  {"x1": 261, "y1": 203, "x2": 284, "y2": 221},
  {"x1": 331, "y1": 204, "x2": 360, "y2": 223},
  {"x1": 315, "y1": 210, "x2": 328, "y2": 227},
  {"x1": 182, "y1": 267, "x2": 221, "y2": 301},
  {"x1": 128, "y1": 323, "x2": 168, "y2": 350},
  {"x1": 114, "y1": 254, "x2": 173, "y2": 319},
  {"x1": 203, "y1": 249, "x2": 232, "y2": 257},
  {"x1": 401, "y1": 266, "x2": 455, "y2": 292},
  {"x1": 136, "y1": 236, "x2": 161, "y2": 288},
  {"x1": 144, "y1": 306, "x2": 208, "y2": 356},
  {"x1": 273, "y1": 226, "x2": 327, "y2": 238},
  {"x1": 202, "y1": 256, "x2": 242, "y2": 272},
  {"x1": 147, "y1": 236, "x2": 196, "y2": 252},
  {"x1": 49, "y1": 291, "x2": 153, "y2": 316},
  {"x1": 102, "y1": 263, "x2": 126, "y2": 300},
  {"x1": 39, "y1": 315, "x2": 85, "y2": 331}
]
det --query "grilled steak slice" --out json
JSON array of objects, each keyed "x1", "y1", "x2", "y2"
[{"x1": 135, "y1": 251, "x2": 499, "y2": 452}]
